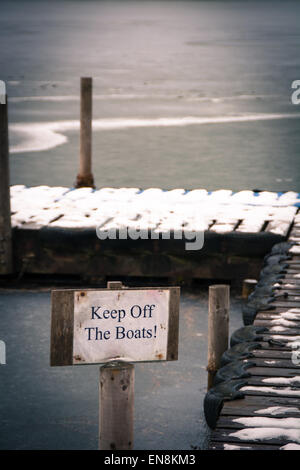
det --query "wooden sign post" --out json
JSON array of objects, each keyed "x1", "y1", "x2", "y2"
[{"x1": 50, "y1": 282, "x2": 180, "y2": 450}]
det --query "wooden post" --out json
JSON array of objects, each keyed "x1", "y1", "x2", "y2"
[
  {"x1": 207, "y1": 284, "x2": 230, "y2": 390},
  {"x1": 99, "y1": 280, "x2": 134, "y2": 450},
  {"x1": 75, "y1": 77, "x2": 95, "y2": 188},
  {"x1": 242, "y1": 279, "x2": 257, "y2": 299},
  {"x1": 107, "y1": 281, "x2": 123, "y2": 290},
  {"x1": 99, "y1": 361, "x2": 134, "y2": 450},
  {"x1": 51, "y1": 283, "x2": 179, "y2": 449},
  {"x1": 0, "y1": 90, "x2": 13, "y2": 274}
]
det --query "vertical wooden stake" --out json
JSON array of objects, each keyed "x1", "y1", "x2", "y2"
[
  {"x1": 99, "y1": 361, "x2": 135, "y2": 450},
  {"x1": 75, "y1": 77, "x2": 95, "y2": 188},
  {"x1": 242, "y1": 279, "x2": 257, "y2": 299},
  {"x1": 0, "y1": 90, "x2": 13, "y2": 274},
  {"x1": 207, "y1": 284, "x2": 230, "y2": 390},
  {"x1": 99, "y1": 280, "x2": 134, "y2": 450}
]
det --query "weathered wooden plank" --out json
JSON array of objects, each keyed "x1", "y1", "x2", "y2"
[
  {"x1": 285, "y1": 271, "x2": 300, "y2": 276},
  {"x1": 256, "y1": 307, "x2": 300, "y2": 314},
  {"x1": 241, "y1": 387, "x2": 300, "y2": 398},
  {"x1": 247, "y1": 366, "x2": 298, "y2": 377},
  {"x1": 221, "y1": 397, "x2": 300, "y2": 420},
  {"x1": 217, "y1": 415, "x2": 300, "y2": 429},
  {"x1": 275, "y1": 295, "x2": 300, "y2": 301},
  {"x1": 236, "y1": 220, "x2": 265, "y2": 233},
  {"x1": 271, "y1": 288, "x2": 300, "y2": 294},
  {"x1": 255, "y1": 320, "x2": 300, "y2": 329},
  {"x1": 11, "y1": 224, "x2": 282, "y2": 280},
  {"x1": 257, "y1": 341, "x2": 293, "y2": 351},
  {"x1": 166, "y1": 287, "x2": 180, "y2": 361},
  {"x1": 257, "y1": 325, "x2": 300, "y2": 336},
  {"x1": 255, "y1": 319, "x2": 300, "y2": 327},
  {"x1": 50, "y1": 290, "x2": 74, "y2": 366},
  {"x1": 254, "y1": 322, "x2": 300, "y2": 335},
  {"x1": 209, "y1": 441, "x2": 279, "y2": 450},
  {"x1": 278, "y1": 283, "x2": 300, "y2": 288},
  {"x1": 255, "y1": 312, "x2": 300, "y2": 321},
  {"x1": 245, "y1": 357, "x2": 299, "y2": 369},
  {"x1": 288, "y1": 259, "x2": 300, "y2": 265},
  {"x1": 0, "y1": 93, "x2": 13, "y2": 274},
  {"x1": 222, "y1": 395, "x2": 300, "y2": 414},
  {"x1": 210, "y1": 222, "x2": 238, "y2": 233},
  {"x1": 209, "y1": 428, "x2": 299, "y2": 445},
  {"x1": 271, "y1": 301, "x2": 300, "y2": 308},
  {"x1": 247, "y1": 376, "x2": 300, "y2": 386},
  {"x1": 265, "y1": 220, "x2": 292, "y2": 237},
  {"x1": 252, "y1": 350, "x2": 292, "y2": 360},
  {"x1": 289, "y1": 237, "x2": 300, "y2": 243},
  {"x1": 280, "y1": 279, "x2": 300, "y2": 284}
]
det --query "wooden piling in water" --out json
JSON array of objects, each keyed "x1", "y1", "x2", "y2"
[
  {"x1": 0, "y1": 92, "x2": 13, "y2": 274},
  {"x1": 99, "y1": 280, "x2": 135, "y2": 450},
  {"x1": 207, "y1": 284, "x2": 230, "y2": 390},
  {"x1": 75, "y1": 77, "x2": 95, "y2": 188},
  {"x1": 242, "y1": 278, "x2": 257, "y2": 299},
  {"x1": 99, "y1": 361, "x2": 134, "y2": 450}
]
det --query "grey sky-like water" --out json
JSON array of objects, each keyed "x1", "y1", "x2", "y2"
[
  {"x1": 1, "y1": 0, "x2": 300, "y2": 191},
  {"x1": 0, "y1": 288, "x2": 243, "y2": 450}
]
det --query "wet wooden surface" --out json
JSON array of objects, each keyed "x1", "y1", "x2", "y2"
[
  {"x1": 208, "y1": 219, "x2": 300, "y2": 450},
  {"x1": 8, "y1": 186, "x2": 299, "y2": 281}
]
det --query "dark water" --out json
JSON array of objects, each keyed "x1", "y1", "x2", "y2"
[
  {"x1": 1, "y1": 0, "x2": 300, "y2": 190},
  {"x1": 0, "y1": 289, "x2": 243, "y2": 450}
]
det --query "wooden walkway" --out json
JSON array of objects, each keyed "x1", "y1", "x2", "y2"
[
  {"x1": 7, "y1": 186, "x2": 299, "y2": 282},
  {"x1": 10, "y1": 186, "x2": 299, "y2": 236},
  {"x1": 208, "y1": 217, "x2": 300, "y2": 450}
]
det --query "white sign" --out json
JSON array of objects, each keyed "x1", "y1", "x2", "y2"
[
  {"x1": 51, "y1": 286, "x2": 179, "y2": 366},
  {"x1": 73, "y1": 289, "x2": 170, "y2": 364}
]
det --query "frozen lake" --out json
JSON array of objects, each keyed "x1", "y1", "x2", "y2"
[
  {"x1": 1, "y1": 0, "x2": 300, "y2": 191},
  {"x1": 0, "y1": 287, "x2": 243, "y2": 450}
]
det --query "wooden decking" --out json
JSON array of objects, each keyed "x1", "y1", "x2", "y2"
[
  {"x1": 208, "y1": 221, "x2": 300, "y2": 450},
  {"x1": 10, "y1": 186, "x2": 299, "y2": 236},
  {"x1": 8, "y1": 186, "x2": 299, "y2": 281}
]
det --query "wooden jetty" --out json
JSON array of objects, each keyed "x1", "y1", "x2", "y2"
[
  {"x1": 7, "y1": 186, "x2": 299, "y2": 282},
  {"x1": 208, "y1": 218, "x2": 300, "y2": 450},
  {"x1": 1, "y1": 79, "x2": 299, "y2": 283}
]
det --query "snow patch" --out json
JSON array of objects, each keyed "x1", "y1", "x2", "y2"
[
  {"x1": 241, "y1": 386, "x2": 300, "y2": 397},
  {"x1": 233, "y1": 417, "x2": 300, "y2": 429},
  {"x1": 280, "y1": 443, "x2": 300, "y2": 450},
  {"x1": 254, "y1": 406, "x2": 300, "y2": 416},
  {"x1": 262, "y1": 376, "x2": 300, "y2": 386},
  {"x1": 229, "y1": 427, "x2": 300, "y2": 443}
]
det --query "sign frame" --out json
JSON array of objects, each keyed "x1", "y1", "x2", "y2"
[{"x1": 50, "y1": 286, "x2": 180, "y2": 366}]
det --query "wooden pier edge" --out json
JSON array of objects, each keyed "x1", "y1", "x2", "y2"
[
  {"x1": 207, "y1": 222, "x2": 300, "y2": 450},
  {"x1": 10, "y1": 226, "x2": 285, "y2": 283}
]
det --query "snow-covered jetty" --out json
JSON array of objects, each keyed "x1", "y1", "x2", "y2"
[
  {"x1": 10, "y1": 186, "x2": 300, "y2": 281},
  {"x1": 208, "y1": 222, "x2": 300, "y2": 450}
]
